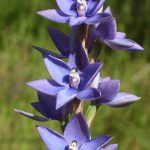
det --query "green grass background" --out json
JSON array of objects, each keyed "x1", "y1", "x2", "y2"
[{"x1": 0, "y1": 0, "x2": 149, "y2": 149}]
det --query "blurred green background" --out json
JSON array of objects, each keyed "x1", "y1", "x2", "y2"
[{"x1": 0, "y1": 0, "x2": 149, "y2": 149}]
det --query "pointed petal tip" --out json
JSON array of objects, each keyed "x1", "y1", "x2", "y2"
[
  {"x1": 36, "y1": 10, "x2": 44, "y2": 16},
  {"x1": 136, "y1": 45, "x2": 144, "y2": 51},
  {"x1": 14, "y1": 109, "x2": 19, "y2": 113},
  {"x1": 36, "y1": 125, "x2": 41, "y2": 129},
  {"x1": 26, "y1": 81, "x2": 33, "y2": 87},
  {"x1": 135, "y1": 96, "x2": 141, "y2": 101},
  {"x1": 131, "y1": 41, "x2": 144, "y2": 51},
  {"x1": 36, "y1": 125, "x2": 45, "y2": 133},
  {"x1": 105, "y1": 93, "x2": 141, "y2": 107}
]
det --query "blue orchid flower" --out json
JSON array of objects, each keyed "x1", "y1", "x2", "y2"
[
  {"x1": 96, "y1": 77, "x2": 140, "y2": 107},
  {"x1": 89, "y1": 7, "x2": 143, "y2": 52},
  {"x1": 28, "y1": 38, "x2": 102, "y2": 109},
  {"x1": 37, "y1": 113, "x2": 113, "y2": 150},
  {"x1": 37, "y1": 0, "x2": 112, "y2": 26},
  {"x1": 15, "y1": 92, "x2": 73, "y2": 122}
]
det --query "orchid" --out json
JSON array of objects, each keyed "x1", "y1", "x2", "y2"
[
  {"x1": 15, "y1": 0, "x2": 144, "y2": 149},
  {"x1": 96, "y1": 77, "x2": 140, "y2": 107},
  {"x1": 37, "y1": 113, "x2": 113, "y2": 150},
  {"x1": 27, "y1": 51, "x2": 102, "y2": 109},
  {"x1": 90, "y1": 7, "x2": 143, "y2": 51},
  {"x1": 37, "y1": 0, "x2": 112, "y2": 26},
  {"x1": 15, "y1": 92, "x2": 72, "y2": 122}
]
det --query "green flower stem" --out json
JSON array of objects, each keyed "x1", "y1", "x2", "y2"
[{"x1": 85, "y1": 103, "x2": 97, "y2": 127}]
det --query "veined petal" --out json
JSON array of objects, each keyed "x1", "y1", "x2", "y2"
[
  {"x1": 77, "y1": 88, "x2": 100, "y2": 101},
  {"x1": 97, "y1": 16, "x2": 117, "y2": 40},
  {"x1": 105, "y1": 92, "x2": 140, "y2": 107},
  {"x1": 56, "y1": 0, "x2": 77, "y2": 16},
  {"x1": 43, "y1": 54, "x2": 71, "y2": 85},
  {"x1": 14, "y1": 109, "x2": 49, "y2": 122},
  {"x1": 69, "y1": 16, "x2": 87, "y2": 26},
  {"x1": 27, "y1": 79, "x2": 64, "y2": 96},
  {"x1": 48, "y1": 27, "x2": 70, "y2": 57},
  {"x1": 80, "y1": 135, "x2": 112, "y2": 150},
  {"x1": 79, "y1": 62, "x2": 103, "y2": 89},
  {"x1": 32, "y1": 46, "x2": 66, "y2": 59},
  {"x1": 56, "y1": 87, "x2": 77, "y2": 109},
  {"x1": 105, "y1": 38, "x2": 143, "y2": 51},
  {"x1": 64, "y1": 113, "x2": 90, "y2": 147},
  {"x1": 37, "y1": 9, "x2": 69, "y2": 23},
  {"x1": 100, "y1": 144, "x2": 118, "y2": 150},
  {"x1": 96, "y1": 80, "x2": 120, "y2": 104},
  {"x1": 87, "y1": 0, "x2": 106, "y2": 16},
  {"x1": 85, "y1": 13, "x2": 111, "y2": 25},
  {"x1": 37, "y1": 126, "x2": 68, "y2": 150}
]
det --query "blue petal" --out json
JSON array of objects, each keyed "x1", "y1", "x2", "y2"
[
  {"x1": 27, "y1": 80, "x2": 64, "y2": 96},
  {"x1": 37, "y1": 126, "x2": 68, "y2": 150},
  {"x1": 80, "y1": 135, "x2": 112, "y2": 150},
  {"x1": 32, "y1": 46, "x2": 66, "y2": 59},
  {"x1": 48, "y1": 27, "x2": 70, "y2": 57},
  {"x1": 96, "y1": 80, "x2": 120, "y2": 104},
  {"x1": 101, "y1": 77, "x2": 111, "y2": 82},
  {"x1": 105, "y1": 92, "x2": 140, "y2": 107},
  {"x1": 87, "y1": 0, "x2": 106, "y2": 16},
  {"x1": 64, "y1": 113, "x2": 90, "y2": 148},
  {"x1": 37, "y1": 9, "x2": 69, "y2": 23},
  {"x1": 68, "y1": 42, "x2": 89, "y2": 72},
  {"x1": 56, "y1": 87, "x2": 77, "y2": 109},
  {"x1": 14, "y1": 109, "x2": 49, "y2": 122},
  {"x1": 79, "y1": 62, "x2": 103, "y2": 89},
  {"x1": 104, "y1": 7, "x2": 112, "y2": 15},
  {"x1": 56, "y1": 0, "x2": 77, "y2": 16},
  {"x1": 77, "y1": 88, "x2": 100, "y2": 101},
  {"x1": 97, "y1": 16, "x2": 116, "y2": 40},
  {"x1": 115, "y1": 32, "x2": 126, "y2": 39},
  {"x1": 32, "y1": 92, "x2": 63, "y2": 120},
  {"x1": 105, "y1": 38, "x2": 144, "y2": 50},
  {"x1": 69, "y1": 16, "x2": 87, "y2": 26},
  {"x1": 87, "y1": 0, "x2": 100, "y2": 16},
  {"x1": 43, "y1": 54, "x2": 71, "y2": 85},
  {"x1": 85, "y1": 13, "x2": 111, "y2": 25}
]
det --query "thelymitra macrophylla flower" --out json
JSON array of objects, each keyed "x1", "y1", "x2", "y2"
[{"x1": 37, "y1": 113, "x2": 116, "y2": 150}]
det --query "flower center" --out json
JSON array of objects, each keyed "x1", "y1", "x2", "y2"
[
  {"x1": 69, "y1": 68, "x2": 80, "y2": 89},
  {"x1": 76, "y1": 0, "x2": 87, "y2": 16},
  {"x1": 69, "y1": 140, "x2": 78, "y2": 150}
]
